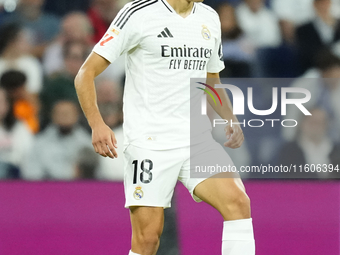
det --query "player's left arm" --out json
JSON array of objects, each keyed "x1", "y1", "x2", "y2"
[{"x1": 206, "y1": 72, "x2": 244, "y2": 149}]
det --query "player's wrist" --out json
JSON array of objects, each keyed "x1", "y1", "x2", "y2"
[
  {"x1": 221, "y1": 116, "x2": 239, "y2": 125},
  {"x1": 88, "y1": 114, "x2": 105, "y2": 129}
]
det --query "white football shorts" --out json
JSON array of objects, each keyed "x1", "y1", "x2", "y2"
[{"x1": 123, "y1": 139, "x2": 235, "y2": 208}]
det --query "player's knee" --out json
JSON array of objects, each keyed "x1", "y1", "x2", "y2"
[
  {"x1": 143, "y1": 233, "x2": 160, "y2": 248},
  {"x1": 135, "y1": 228, "x2": 162, "y2": 252},
  {"x1": 137, "y1": 233, "x2": 161, "y2": 252},
  {"x1": 221, "y1": 192, "x2": 251, "y2": 220}
]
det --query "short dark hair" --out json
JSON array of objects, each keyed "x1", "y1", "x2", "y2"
[
  {"x1": 314, "y1": 50, "x2": 340, "y2": 71},
  {"x1": 0, "y1": 70, "x2": 27, "y2": 91},
  {"x1": 0, "y1": 22, "x2": 22, "y2": 55}
]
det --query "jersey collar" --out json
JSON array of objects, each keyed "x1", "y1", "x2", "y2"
[{"x1": 161, "y1": 0, "x2": 197, "y2": 16}]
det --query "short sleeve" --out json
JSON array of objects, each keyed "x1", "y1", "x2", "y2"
[
  {"x1": 206, "y1": 18, "x2": 225, "y2": 73},
  {"x1": 93, "y1": 3, "x2": 142, "y2": 63}
]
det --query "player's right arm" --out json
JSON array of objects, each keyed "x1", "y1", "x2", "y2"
[
  {"x1": 74, "y1": 52, "x2": 117, "y2": 159},
  {"x1": 75, "y1": 2, "x2": 143, "y2": 158}
]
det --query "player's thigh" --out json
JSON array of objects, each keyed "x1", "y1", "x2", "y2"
[
  {"x1": 194, "y1": 173, "x2": 251, "y2": 221},
  {"x1": 124, "y1": 145, "x2": 183, "y2": 208},
  {"x1": 193, "y1": 174, "x2": 247, "y2": 208},
  {"x1": 130, "y1": 206, "x2": 164, "y2": 238},
  {"x1": 179, "y1": 141, "x2": 241, "y2": 202},
  {"x1": 195, "y1": 143, "x2": 248, "y2": 209},
  {"x1": 181, "y1": 141, "x2": 249, "y2": 219}
]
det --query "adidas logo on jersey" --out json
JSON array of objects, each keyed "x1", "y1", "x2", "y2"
[{"x1": 157, "y1": 27, "x2": 173, "y2": 38}]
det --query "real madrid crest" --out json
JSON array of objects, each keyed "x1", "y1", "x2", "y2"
[
  {"x1": 133, "y1": 186, "x2": 144, "y2": 200},
  {"x1": 201, "y1": 25, "x2": 211, "y2": 40}
]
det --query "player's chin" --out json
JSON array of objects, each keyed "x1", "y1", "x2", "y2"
[{"x1": 191, "y1": 0, "x2": 204, "y2": 2}]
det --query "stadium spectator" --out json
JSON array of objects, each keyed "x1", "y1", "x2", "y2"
[
  {"x1": 283, "y1": 51, "x2": 340, "y2": 142},
  {"x1": 278, "y1": 108, "x2": 340, "y2": 178},
  {"x1": 3, "y1": 0, "x2": 60, "y2": 58},
  {"x1": 296, "y1": 0, "x2": 340, "y2": 74},
  {"x1": 0, "y1": 23, "x2": 43, "y2": 96},
  {"x1": 272, "y1": 0, "x2": 313, "y2": 44},
  {"x1": 271, "y1": 0, "x2": 315, "y2": 27},
  {"x1": 272, "y1": 0, "x2": 340, "y2": 43},
  {"x1": 0, "y1": 87, "x2": 33, "y2": 178},
  {"x1": 87, "y1": 0, "x2": 119, "y2": 43},
  {"x1": 43, "y1": 12, "x2": 94, "y2": 76},
  {"x1": 0, "y1": 70, "x2": 40, "y2": 133},
  {"x1": 236, "y1": 0, "x2": 281, "y2": 48},
  {"x1": 217, "y1": 3, "x2": 255, "y2": 78},
  {"x1": 40, "y1": 40, "x2": 89, "y2": 128},
  {"x1": 22, "y1": 100, "x2": 91, "y2": 180},
  {"x1": 236, "y1": 0, "x2": 286, "y2": 77}
]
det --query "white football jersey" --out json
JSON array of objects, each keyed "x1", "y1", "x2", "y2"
[{"x1": 93, "y1": 0, "x2": 224, "y2": 150}]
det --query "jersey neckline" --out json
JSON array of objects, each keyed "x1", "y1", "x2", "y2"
[{"x1": 160, "y1": 0, "x2": 197, "y2": 19}]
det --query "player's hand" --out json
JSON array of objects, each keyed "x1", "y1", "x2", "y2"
[
  {"x1": 224, "y1": 124, "x2": 244, "y2": 149},
  {"x1": 91, "y1": 121, "x2": 118, "y2": 158}
]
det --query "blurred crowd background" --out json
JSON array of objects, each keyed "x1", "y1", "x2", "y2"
[{"x1": 0, "y1": 0, "x2": 340, "y2": 180}]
